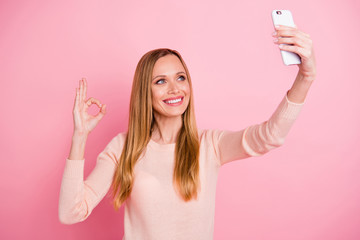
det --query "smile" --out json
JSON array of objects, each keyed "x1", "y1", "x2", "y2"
[{"x1": 163, "y1": 97, "x2": 184, "y2": 106}]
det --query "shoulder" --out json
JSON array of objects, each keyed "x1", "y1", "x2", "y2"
[
  {"x1": 198, "y1": 128, "x2": 225, "y2": 144},
  {"x1": 198, "y1": 128, "x2": 226, "y2": 163},
  {"x1": 98, "y1": 132, "x2": 128, "y2": 165},
  {"x1": 105, "y1": 131, "x2": 128, "y2": 150}
]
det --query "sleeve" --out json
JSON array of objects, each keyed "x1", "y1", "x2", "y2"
[
  {"x1": 242, "y1": 90, "x2": 304, "y2": 156},
  {"x1": 211, "y1": 129, "x2": 226, "y2": 164},
  {"x1": 200, "y1": 129, "x2": 226, "y2": 167},
  {"x1": 58, "y1": 133, "x2": 125, "y2": 224}
]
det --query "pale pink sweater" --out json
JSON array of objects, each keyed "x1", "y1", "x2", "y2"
[{"x1": 59, "y1": 92, "x2": 304, "y2": 240}]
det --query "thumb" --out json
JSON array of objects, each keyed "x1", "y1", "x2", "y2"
[{"x1": 95, "y1": 104, "x2": 107, "y2": 120}]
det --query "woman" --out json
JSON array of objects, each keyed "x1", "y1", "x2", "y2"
[{"x1": 59, "y1": 25, "x2": 316, "y2": 240}]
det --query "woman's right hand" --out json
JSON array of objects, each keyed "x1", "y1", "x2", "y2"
[{"x1": 72, "y1": 78, "x2": 107, "y2": 136}]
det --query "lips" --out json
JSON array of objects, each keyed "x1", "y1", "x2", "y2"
[{"x1": 163, "y1": 96, "x2": 184, "y2": 106}]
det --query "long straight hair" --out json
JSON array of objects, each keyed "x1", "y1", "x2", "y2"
[{"x1": 111, "y1": 48, "x2": 200, "y2": 211}]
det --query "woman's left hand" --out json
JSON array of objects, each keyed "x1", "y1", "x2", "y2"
[{"x1": 273, "y1": 25, "x2": 316, "y2": 80}]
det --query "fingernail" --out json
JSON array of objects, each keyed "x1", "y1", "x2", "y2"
[
  {"x1": 275, "y1": 25, "x2": 280, "y2": 29},
  {"x1": 272, "y1": 31, "x2": 277, "y2": 36}
]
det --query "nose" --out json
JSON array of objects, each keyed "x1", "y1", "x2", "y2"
[{"x1": 167, "y1": 80, "x2": 180, "y2": 94}]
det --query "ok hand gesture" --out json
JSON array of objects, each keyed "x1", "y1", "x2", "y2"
[{"x1": 72, "y1": 78, "x2": 107, "y2": 136}]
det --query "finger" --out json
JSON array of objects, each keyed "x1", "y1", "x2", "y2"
[
  {"x1": 76, "y1": 87, "x2": 80, "y2": 102},
  {"x1": 79, "y1": 79, "x2": 83, "y2": 103},
  {"x1": 86, "y1": 97, "x2": 102, "y2": 109},
  {"x1": 279, "y1": 44, "x2": 311, "y2": 59},
  {"x1": 83, "y1": 78, "x2": 87, "y2": 101},
  {"x1": 74, "y1": 87, "x2": 79, "y2": 109},
  {"x1": 95, "y1": 104, "x2": 107, "y2": 120},
  {"x1": 274, "y1": 31, "x2": 313, "y2": 52},
  {"x1": 82, "y1": 78, "x2": 87, "y2": 102},
  {"x1": 84, "y1": 97, "x2": 92, "y2": 112},
  {"x1": 87, "y1": 97, "x2": 100, "y2": 107},
  {"x1": 273, "y1": 25, "x2": 297, "y2": 36},
  {"x1": 274, "y1": 36, "x2": 307, "y2": 48},
  {"x1": 273, "y1": 28, "x2": 296, "y2": 38},
  {"x1": 274, "y1": 28, "x2": 310, "y2": 40},
  {"x1": 275, "y1": 25, "x2": 297, "y2": 31},
  {"x1": 81, "y1": 78, "x2": 86, "y2": 102}
]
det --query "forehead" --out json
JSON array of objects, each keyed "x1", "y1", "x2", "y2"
[{"x1": 152, "y1": 54, "x2": 185, "y2": 77}]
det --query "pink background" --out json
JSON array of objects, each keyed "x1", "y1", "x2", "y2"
[{"x1": 1, "y1": 0, "x2": 359, "y2": 239}]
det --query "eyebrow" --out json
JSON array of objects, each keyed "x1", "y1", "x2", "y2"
[{"x1": 152, "y1": 71, "x2": 186, "y2": 80}]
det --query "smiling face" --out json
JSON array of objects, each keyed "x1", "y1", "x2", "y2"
[{"x1": 151, "y1": 54, "x2": 191, "y2": 119}]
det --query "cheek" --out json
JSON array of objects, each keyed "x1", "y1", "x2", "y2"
[
  {"x1": 182, "y1": 84, "x2": 191, "y2": 105},
  {"x1": 151, "y1": 88, "x2": 163, "y2": 101},
  {"x1": 181, "y1": 82, "x2": 191, "y2": 95},
  {"x1": 151, "y1": 88, "x2": 166, "y2": 110}
]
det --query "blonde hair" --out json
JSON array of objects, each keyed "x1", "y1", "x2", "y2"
[{"x1": 111, "y1": 48, "x2": 200, "y2": 211}]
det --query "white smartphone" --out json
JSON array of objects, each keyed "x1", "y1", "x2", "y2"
[{"x1": 271, "y1": 10, "x2": 301, "y2": 66}]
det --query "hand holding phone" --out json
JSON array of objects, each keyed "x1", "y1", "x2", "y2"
[{"x1": 271, "y1": 10, "x2": 301, "y2": 66}]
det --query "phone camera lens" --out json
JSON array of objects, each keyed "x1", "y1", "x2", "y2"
[{"x1": 276, "y1": 11, "x2": 282, "y2": 15}]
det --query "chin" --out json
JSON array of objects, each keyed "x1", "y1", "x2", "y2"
[
  {"x1": 154, "y1": 106, "x2": 188, "y2": 119},
  {"x1": 163, "y1": 110, "x2": 186, "y2": 118}
]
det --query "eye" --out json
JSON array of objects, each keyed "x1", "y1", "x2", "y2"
[
  {"x1": 178, "y1": 75, "x2": 186, "y2": 81},
  {"x1": 155, "y1": 79, "x2": 165, "y2": 85}
]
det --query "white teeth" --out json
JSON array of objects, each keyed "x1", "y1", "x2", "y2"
[{"x1": 165, "y1": 98, "x2": 182, "y2": 104}]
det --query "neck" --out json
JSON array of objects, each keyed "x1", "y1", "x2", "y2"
[{"x1": 151, "y1": 113, "x2": 183, "y2": 144}]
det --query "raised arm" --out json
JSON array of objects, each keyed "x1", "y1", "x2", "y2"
[
  {"x1": 58, "y1": 133, "x2": 123, "y2": 224},
  {"x1": 58, "y1": 77, "x2": 119, "y2": 224},
  {"x1": 217, "y1": 90, "x2": 305, "y2": 165},
  {"x1": 217, "y1": 24, "x2": 316, "y2": 166}
]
